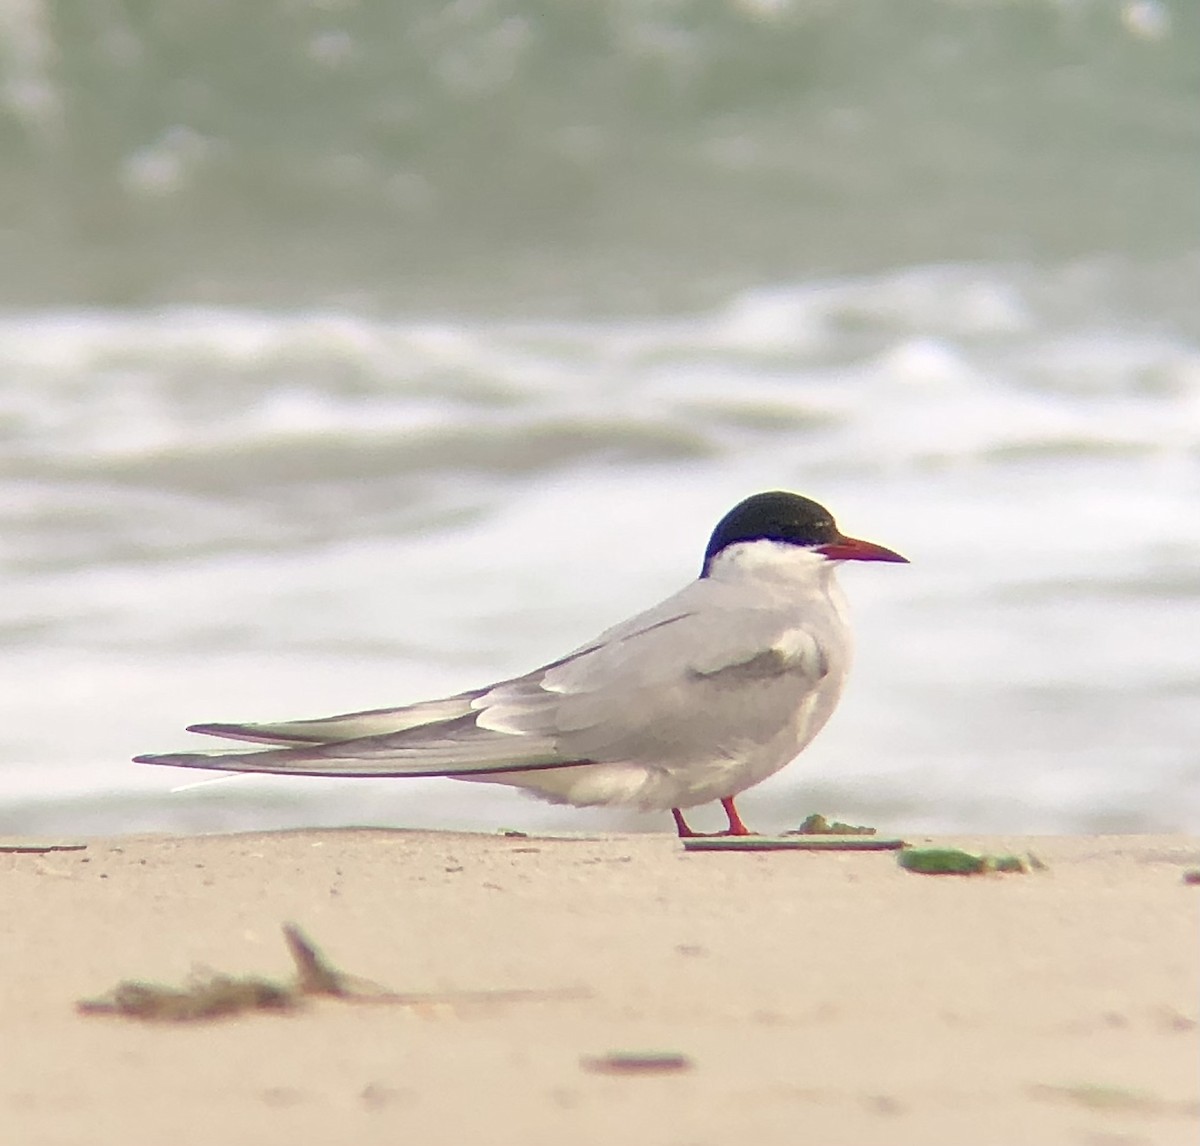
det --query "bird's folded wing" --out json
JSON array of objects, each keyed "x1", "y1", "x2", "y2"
[
  {"x1": 183, "y1": 692, "x2": 486, "y2": 745},
  {"x1": 133, "y1": 713, "x2": 572, "y2": 776},
  {"x1": 134, "y1": 579, "x2": 825, "y2": 778},
  {"x1": 458, "y1": 582, "x2": 828, "y2": 771}
]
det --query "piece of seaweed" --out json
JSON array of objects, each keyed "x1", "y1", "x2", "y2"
[
  {"x1": 790, "y1": 813, "x2": 877, "y2": 836},
  {"x1": 898, "y1": 848, "x2": 1030, "y2": 876}
]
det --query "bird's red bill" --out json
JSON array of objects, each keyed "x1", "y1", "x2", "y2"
[{"x1": 817, "y1": 535, "x2": 908, "y2": 563}]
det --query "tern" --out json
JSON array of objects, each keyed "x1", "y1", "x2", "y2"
[{"x1": 135, "y1": 491, "x2": 907, "y2": 836}]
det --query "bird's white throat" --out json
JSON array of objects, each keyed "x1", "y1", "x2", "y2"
[{"x1": 706, "y1": 539, "x2": 834, "y2": 586}]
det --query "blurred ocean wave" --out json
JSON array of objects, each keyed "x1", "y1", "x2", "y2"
[{"x1": 2, "y1": 261, "x2": 1196, "y2": 524}]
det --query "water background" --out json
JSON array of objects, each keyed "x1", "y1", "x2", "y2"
[{"x1": 1, "y1": 0, "x2": 1197, "y2": 836}]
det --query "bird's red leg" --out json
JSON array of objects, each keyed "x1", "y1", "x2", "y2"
[
  {"x1": 672, "y1": 800, "x2": 755, "y2": 837},
  {"x1": 720, "y1": 796, "x2": 753, "y2": 836},
  {"x1": 671, "y1": 808, "x2": 697, "y2": 838}
]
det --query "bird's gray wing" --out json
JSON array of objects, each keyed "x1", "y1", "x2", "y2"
[
  {"x1": 526, "y1": 579, "x2": 833, "y2": 768},
  {"x1": 134, "y1": 579, "x2": 828, "y2": 777},
  {"x1": 182, "y1": 693, "x2": 490, "y2": 746},
  {"x1": 132, "y1": 677, "x2": 574, "y2": 776}
]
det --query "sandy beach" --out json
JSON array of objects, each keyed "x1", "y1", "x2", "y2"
[{"x1": 2, "y1": 829, "x2": 1197, "y2": 1146}]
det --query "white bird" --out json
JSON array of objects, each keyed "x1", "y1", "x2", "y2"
[{"x1": 135, "y1": 491, "x2": 907, "y2": 836}]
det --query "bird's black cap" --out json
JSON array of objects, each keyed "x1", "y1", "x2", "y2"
[{"x1": 702, "y1": 491, "x2": 839, "y2": 575}]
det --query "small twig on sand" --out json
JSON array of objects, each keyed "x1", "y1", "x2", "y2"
[{"x1": 78, "y1": 924, "x2": 585, "y2": 1022}]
